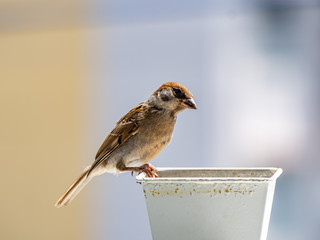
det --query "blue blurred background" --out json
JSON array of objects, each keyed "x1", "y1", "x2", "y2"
[{"x1": 1, "y1": 0, "x2": 320, "y2": 239}]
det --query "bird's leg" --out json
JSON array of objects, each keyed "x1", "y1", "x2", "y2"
[
  {"x1": 117, "y1": 162, "x2": 158, "y2": 178},
  {"x1": 138, "y1": 163, "x2": 158, "y2": 178}
]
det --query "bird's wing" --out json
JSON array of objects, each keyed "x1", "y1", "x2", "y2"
[{"x1": 87, "y1": 104, "x2": 146, "y2": 176}]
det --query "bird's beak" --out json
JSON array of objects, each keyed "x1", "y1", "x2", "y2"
[{"x1": 183, "y1": 98, "x2": 197, "y2": 109}]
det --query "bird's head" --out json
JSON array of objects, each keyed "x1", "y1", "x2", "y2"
[{"x1": 149, "y1": 82, "x2": 197, "y2": 113}]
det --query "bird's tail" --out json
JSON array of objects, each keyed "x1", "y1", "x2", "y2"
[{"x1": 55, "y1": 167, "x2": 92, "y2": 208}]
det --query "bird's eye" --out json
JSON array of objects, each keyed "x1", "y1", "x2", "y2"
[{"x1": 173, "y1": 88, "x2": 184, "y2": 98}]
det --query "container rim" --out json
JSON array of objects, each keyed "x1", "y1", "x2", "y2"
[{"x1": 136, "y1": 167, "x2": 283, "y2": 183}]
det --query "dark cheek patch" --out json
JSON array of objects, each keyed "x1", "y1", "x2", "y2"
[{"x1": 161, "y1": 95, "x2": 170, "y2": 102}]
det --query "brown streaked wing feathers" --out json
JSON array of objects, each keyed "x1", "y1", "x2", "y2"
[{"x1": 86, "y1": 104, "x2": 146, "y2": 176}]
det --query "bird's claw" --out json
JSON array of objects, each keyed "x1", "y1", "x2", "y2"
[
  {"x1": 141, "y1": 163, "x2": 158, "y2": 178},
  {"x1": 129, "y1": 163, "x2": 158, "y2": 178}
]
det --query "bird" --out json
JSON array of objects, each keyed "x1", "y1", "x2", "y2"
[{"x1": 55, "y1": 82, "x2": 197, "y2": 208}]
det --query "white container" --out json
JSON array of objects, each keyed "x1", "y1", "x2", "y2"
[{"x1": 136, "y1": 167, "x2": 282, "y2": 240}]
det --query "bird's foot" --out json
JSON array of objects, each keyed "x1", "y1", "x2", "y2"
[
  {"x1": 139, "y1": 163, "x2": 158, "y2": 178},
  {"x1": 127, "y1": 163, "x2": 158, "y2": 177}
]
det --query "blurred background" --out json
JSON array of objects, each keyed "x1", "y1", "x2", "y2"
[{"x1": 1, "y1": 0, "x2": 320, "y2": 239}]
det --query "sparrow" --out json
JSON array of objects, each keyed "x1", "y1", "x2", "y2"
[{"x1": 55, "y1": 82, "x2": 197, "y2": 208}]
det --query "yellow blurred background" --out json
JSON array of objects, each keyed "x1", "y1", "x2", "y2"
[{"x1": 0, "y1": 2, "x2": 90, "y2": 238}]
